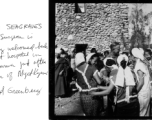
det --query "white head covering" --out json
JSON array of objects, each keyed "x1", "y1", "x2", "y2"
[
  {"x1": 132, "y1": 48, "x2": 144, "y2": 61},
  {"x1": 115, "y1": 54, "x2": 135, "y2": 87},
  {"x1": 75, "y1": 52, "x2": 85, "y2": 67},
  {"x1": 86, "y1": 53, "x2": 95, "y2": 63},
  {"x1": 103, "y1": 57, "x2": 118, "y2": 70},
  {"x1": 62, "y1": 47, "x2": 68, "y2": 52},
  {"x1": 132, "y1": 48, "x2": 147, "y2": 82}
]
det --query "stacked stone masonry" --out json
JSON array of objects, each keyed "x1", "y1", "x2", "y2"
[{"x1": 55, "y1": 3, "x2": 129, "y2": 52}]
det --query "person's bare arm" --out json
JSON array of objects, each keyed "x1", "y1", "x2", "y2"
[
  {"x1": 89, "y1": 81, "x2": 114, "y2": 96},
  {"x1": 97, "y1": 86, "x2": 109, "y2": 90},
  {"x1": 136, "y1": 70, "x2": 145, "y2": 93},
  {"x1": 93, "y1": 71, "x2": 101, "y2": 84}
]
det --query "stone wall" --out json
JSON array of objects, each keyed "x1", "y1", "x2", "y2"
[{"x1": 55, "y1": 3, "x2": 129, "y2": 52}]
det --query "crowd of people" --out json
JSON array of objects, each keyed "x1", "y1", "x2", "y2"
[{"x1": 55, "y1": 42, "x2": 152, "y2": 116}]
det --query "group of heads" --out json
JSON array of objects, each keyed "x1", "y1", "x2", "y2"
[
  {"x1": 56, "y1": 41, "x2": 152, "y2": 71},
  {"x1": 75, "y1": 52, "x2": 99, "y2": 67},
  {"x1": 103, "y1": 47, "x2": 152, "y2": 71}
]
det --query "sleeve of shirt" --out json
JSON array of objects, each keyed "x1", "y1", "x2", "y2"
[{"x1": 136, "y1": 62, "x2": 147, "y2": 76}]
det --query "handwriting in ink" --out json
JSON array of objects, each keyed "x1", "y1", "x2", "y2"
[
  {"x1": 7, "y1": 44, "x2": 35, "y2": 51},
  {"x1": 7, "y1": 87, "x2": 42, "y2": 95},
  {"x1": 0, "y1": 34, "x2": 24, "y2": 41},
  {"x1": 32, "y1": 53, "x2": 41, "y2": 57},
  {"x1": 7, "y1": 52, "x2": 29, "y2": 59},
  {"x1": 7, "y1": 72, "x2": 13, "y2": 81},
  {"x1": 18, "y1": 68, "x2": 48, "y2": 79},
  {"x1": 33, "y1": 58, "x2": 46, "y2": 67},
  {"x1": 0, "y1": 49, "x2": 4, "y2": 60},
  {"x1": 0, "y1": 64, "x2": 15, "y2": 68},
  {"x1": 20, "y1": 59, "x2": 30, "y2": 69},
  {"x1": 27, "y1": 33, "x2": 33, "y2": 39},
  {"x1": 35, "y1": 42, "x2": 48, "y2": 49},
  {"x1": 0, "y1": 76, "x2": 3, "y2": 79},
  {"x1": 6, "y1": 23, "x2": 42, "y2": 30},
  {"x1": 0, "y1": 86, "x2": 5, "y2": 95}
]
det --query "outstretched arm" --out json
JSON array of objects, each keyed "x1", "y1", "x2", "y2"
[
  {"x1": 89, "y1": 81, "x2": 114, "y2": 96},
  {"x1": 97, "y1": 86, "x2": 109, "y2": 90}
]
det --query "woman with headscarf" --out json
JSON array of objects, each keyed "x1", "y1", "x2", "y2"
[
  {"x1": 132, "y1": 48, "x2": 151, "y2": 116},
  {"x1": 86, "y1": 53, "x2": 105, "y2": 114},
  {"x1": 86, "y1": 52, "x2": 104, "y2": 71},
  {"x1": 89, "y1": 57, "x2": 118, "y2": 116},
  {"x1": 74, "y1": 52, "x2": 102, "y2": 116}
]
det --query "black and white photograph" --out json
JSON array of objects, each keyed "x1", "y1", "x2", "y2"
[{"x1": 55, "y1": 3, "x2": 152, "y2": 117}]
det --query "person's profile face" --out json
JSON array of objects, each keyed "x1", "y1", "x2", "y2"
[
  {"x1": 129, "y1": 56, "x2": 136, "y2": 68},
  {"x1": 104, "y1": 53, "x2": 109, "y2": 57},
  {"x1": 91, "y1": 57, "x2": 98, "y2": 65},
  {"x1": 144, "y1": 51, "x2": 151, "y2": 61},
  {"x1": 129, "y1": 62, "x2": 134, "y2": 70},
  {"x1": 113, "y1": 45, "x2": 120, "y2": 56}
]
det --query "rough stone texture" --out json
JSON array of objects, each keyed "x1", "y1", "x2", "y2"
[{"x1": 55, "y1": 3, "x2": 129, "y2": 52}]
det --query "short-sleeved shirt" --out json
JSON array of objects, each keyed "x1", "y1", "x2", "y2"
[{"x1": 76, "y1": 64, "x2": 98, "y2": 89}]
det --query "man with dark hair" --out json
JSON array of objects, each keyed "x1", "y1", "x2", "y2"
[
  {"x1": 108, "y1": 42, "x2": 120, "y2": 62},
  {"x1": 144, "y1": 49, "x2": 152, "y2": 61}
]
